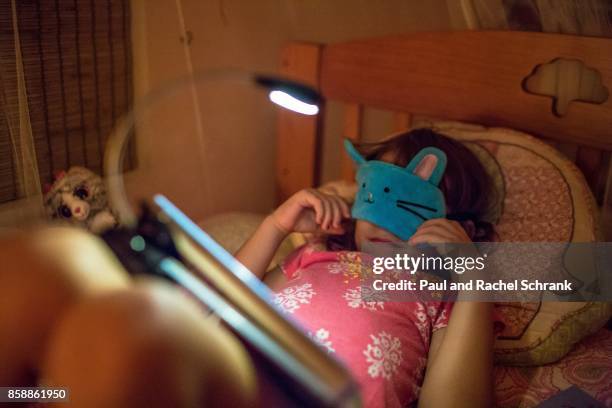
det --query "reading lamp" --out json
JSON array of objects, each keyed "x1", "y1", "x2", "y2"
[
  {"x1": 256, "y1": 76, "x2": 320, "y2": 115},
  {"x1": 105, "y1": 70, "x2": 321, "y2": 225}
]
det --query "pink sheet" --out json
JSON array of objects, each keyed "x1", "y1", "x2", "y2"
[{"x1": 494, "y1": 328, "x2": 612, "y2": 407}]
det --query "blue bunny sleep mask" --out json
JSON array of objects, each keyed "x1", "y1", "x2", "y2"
[{"x1": 344, "y1": 139, "x2": 447, "y2": 241}]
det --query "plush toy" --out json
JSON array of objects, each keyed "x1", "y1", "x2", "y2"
[
  {"x1": 344, "y1": 139, "x2": 447, "y2": 240},
  {"x1": 44, "y1": 167, "x2": 118, "y2": 234}
]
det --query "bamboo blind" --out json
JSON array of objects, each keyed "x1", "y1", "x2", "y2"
[{"x1": 0, "y1": 0, "x2": 133, "y2": 204}]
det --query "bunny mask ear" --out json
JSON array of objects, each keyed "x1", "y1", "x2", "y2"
[
  {"x1": 405, "y1": 147, "x2": 447, "y2": 186},
  {"x1": 344, "y1": 139, "x2": 366, "y2": 166}
]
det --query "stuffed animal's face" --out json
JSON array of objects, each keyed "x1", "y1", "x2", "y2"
[
  {"x1": 44, "y1": 167, "x2": 107, "y2": 226},
  {"x1": 345, "y1": 140, "x2": 447, "y2": 241}
]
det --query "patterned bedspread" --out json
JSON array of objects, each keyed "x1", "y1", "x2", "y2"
[{"x1": 494, "y1": 328, "x2": 612, "y2": 407}]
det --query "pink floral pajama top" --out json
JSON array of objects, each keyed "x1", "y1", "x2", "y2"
[{"x1": 273, "y1": 244, "x2": 453, "y2": 407}]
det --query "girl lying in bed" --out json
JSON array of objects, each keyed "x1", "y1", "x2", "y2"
[
  {"x1": 1, "y1": 128, "x2": 496, "y2": 407},
  {"x1": 236, "y1": 128, "x2": 498, "y2": 407}
]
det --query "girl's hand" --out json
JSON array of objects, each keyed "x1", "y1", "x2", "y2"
[
  {"x1": 269, "y1": 189, "x2": 351, "y2": 235},
  {"x1": 408, "y1": 218, "x2": 471, "y2": 245}
]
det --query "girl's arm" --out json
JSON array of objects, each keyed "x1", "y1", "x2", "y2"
[
  {"x1": 235, "y1": 189, "x2": 350, "y2": 279},
  {"x1": 234, "y1": 216, "x2": 288, "y2": 280},
  {"x1": 418, "y1": 302, "x2": 494, "y2": 408},
  {"x1": 410, "y1": 219, "x2": 494, "y2": 407}
]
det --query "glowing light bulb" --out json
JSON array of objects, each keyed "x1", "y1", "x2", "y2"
[{"x1": 269, "y1": 90, "x2": 319, "y2": 116}]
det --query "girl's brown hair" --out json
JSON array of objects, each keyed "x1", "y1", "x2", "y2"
[{"x1": 329, "y1": 128, "x2": 497, "y2": 249}]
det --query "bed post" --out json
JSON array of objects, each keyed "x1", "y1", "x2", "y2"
[
  {"x1": 276, "y1": 43, "x2": 322, "y2": 204},
  {"x1": 340, "y1": 104, "x2": 363, "y2": 182}
]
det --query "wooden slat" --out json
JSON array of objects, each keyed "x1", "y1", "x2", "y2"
[
  {"x1": 555, "y1": 142, "x2": 578, "y2": 162},
  {"x1": 393, "y1": 112, "x2": 412, "y2": 133},
  {"x1": 0, "y1": 106, "x2": 15, "y2": 202},
  {"x1": 276, "y1": 43, "x2": 322, "y2": 204},
  {"x1": 340, "y1": 104, "x2": 362, "y2": 182},
  {"x1": 575, "y1": 147, "x2": 609, "y2": 204},
  {"x1": 597, "y1": 153, "x2": 611, "y2": 204},
  {"x1": 320, "y1": 31, "x2": 612, "y2": 151},
  {"x1": 575, "y1": 147, "x2": 602, "y2": 189}
]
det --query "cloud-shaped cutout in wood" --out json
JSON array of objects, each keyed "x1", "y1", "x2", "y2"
[{"x1": 523, "y1": 58, "x2": 609, "y2": 117}]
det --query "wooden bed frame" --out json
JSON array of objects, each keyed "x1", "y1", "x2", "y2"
[{"x1": 275, "y1": 31, "x2": 612, "y2": 206}]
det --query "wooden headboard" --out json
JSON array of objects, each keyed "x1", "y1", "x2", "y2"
[{"x1": 275, "y1": 31, "x2": 612, "y2": 205}]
